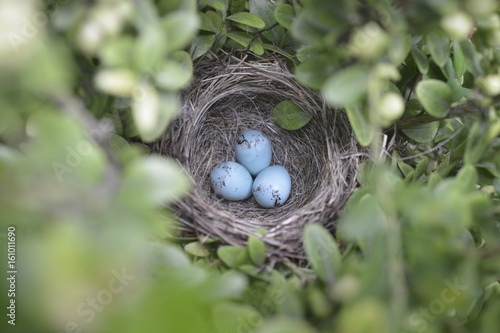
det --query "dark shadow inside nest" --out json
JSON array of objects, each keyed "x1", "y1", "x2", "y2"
[{"x1": 188, "y1": 91, "x2": 328, "y2": 222}]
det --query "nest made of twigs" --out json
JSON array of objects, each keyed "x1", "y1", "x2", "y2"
[{"x1": 153, "y1": 55, "x2": 361, "y2": 260}]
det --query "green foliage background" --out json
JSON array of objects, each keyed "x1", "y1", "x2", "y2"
[{"x1": 0, "y1": 0, "x2": 499, "y2": 332}]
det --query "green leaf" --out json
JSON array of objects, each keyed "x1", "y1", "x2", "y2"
[
  {"x1": 303, "y1": 224, "x2": 342, "y2": 285},
  {"x1": 184, "y1": 242, "x2": 210, "y2": 257},
  {"x1": 132, "y1": 82, "x2": 180, "y2": 142},
  {"x1": 464, "y1": 121, "x2": 490, "y2": 165},
  {"x1": 155, "y1": 51, "x2": 193, "y2": 90},
  {"x1": 199, "y1": 10, "x2": 224, "y2": 33},
  {"x1": 398, "y1": 160, "x2": 415, "y2": 178},
  {"x1": 415, "y1": 79, "x2": 453, "y2": 118},
  {"x1": 254, "y1": 317, "x2": 316, "y2": 333},
  {"x1": 190, "y1": 34, "x2": 216, "y2": 60},
  {"x1": 212, "y1": 302, "x2": 262, "y2": 333},
  {"x1": 229, "y1": 0, "x2": 246, "y2": 14},
  {"x1": 296, "y1": 44, "x2": 330, "y2": 62},
  {"x1": 272, "y1": 101, "x2": 312, "y2": 130},
  {"x1": 295, "y1": 57, "x2": 337, "y2": 90},
  {"x1": 121, "y1": 156, "x2": 190, "y2": 205},
  {"x1": 161, "y1": 11, "x2": 200, "y2": 52},
  {"x1": 411, "y1": 45, "x2": 429, "y2": 74},
  {"x1": 99, "y1": 37, "x2": 135, "y2": 68},
  {"x1": 226, "y1": 32, "x2": 264, "y2": 55},
  {"x1": 336, "y1": 299, "x2": 388, "y2": 333},
  {"x1": 453, "y1": 41, "x2": 467, "y2": 78},
  {"x1": 456, "y1": 165, "x2": 478, "y2": 191},
  {"x1": 323, "y1": 65, "x2": 368, "y2": 107},
  {"x1": 133, "y1": 24, "x2": 168, "y2": 71},
  {"x1": 338, "y1": 193, "x2": 387, "y2": 248},
  {"x1": 425, "y1": 30, "x2": 451, "y2": 68},
  {"x1": 402, "y1": 122, "x2": 440, "y2": 143},
  {"x1": 345, "y1": 103, "x2": 374, "y2": 147},
  {"x1": 199, "y1": 0, "x2": 228, "y2": 12},
  {"x1": 249, "y1": 0, "x2": 286, "y2": 44},
  {"x1": 459, "y1": 39, "x2": 484, "y2": 76},
  {"x1": 217, "y1": 246, "x2": 250, "y2": 268},
  {"x1": 227, "y1": 12, "x2": 265, "y2": 28},
  {"x1": 247, "y1": 236, "x2": 266, "y2": 266},
  {"x1": 274, "y1": 4, "x2": 295, "y2": 30}
]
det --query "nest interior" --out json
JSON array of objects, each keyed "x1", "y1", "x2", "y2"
[{"x1": 153, "y1": 56, "x2": 361, "y2": 260}]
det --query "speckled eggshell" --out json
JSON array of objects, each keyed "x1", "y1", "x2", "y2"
[
  {"x1": 210, "y1": 161, "x2": 253, "y2": 201},
  {"x1": 235, "y1": 130, "x2": 272, "y2": 176},
  {"x1": 252, "y1": 166, "x2": 291, "y2": 208}
]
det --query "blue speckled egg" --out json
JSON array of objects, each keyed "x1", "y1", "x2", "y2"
[
  {"x1": 235, "y1": 130, "x2": 272, "y2": 176},
  {"x1": 210, "y1": 161, "x2": 253, "y2": 201},
  {"x1": 252, "y1": 166, "x2": 291, "y2": 208}
]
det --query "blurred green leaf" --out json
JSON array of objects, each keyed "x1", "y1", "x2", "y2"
[
  {"x1": 217, "y1": 246, "x2": 250, "y2": 268},
  {"x1": 323, "y1": 65, "x2": 368, "y2": 107},
  {"x1": 295, "y1": 57, "x2": 338, "y2": 90},
  {"x1": 254, "y1": 317, "x2": 316, "y2": 333},
  {"x1": 464, "y1": 121, "x2": 491, "y2": 165},
  {"x1": 134, "y1": 24, "x2": 167, "y2": 71},
  {"x1": 161, "y1": 11, "x2": 200, "y2": 52},
  {"x1": 304, "y1": 224, "x2": 341, "y2": 285},
  {"x1": 132, "y1": 82, "x2": 180, "y2": 142},
  {"x1": 185, "y1": 241, "x2": 210, "y2": 257},
  {"x1": 212, "y1": 302, "x2": 261, "y2": 333},
  {"x1": 120, "y1": 155, "x2": 190, "y2": 205},
  {"x1": 247, "y1": 236, "x2": 266, "y2": 266},
  {"x1": 228, "y1": 12, "x2": 266, "y2": 28},
  {"x1": 272, "y1": 101, "x2": 312, "y2": 130},
  {"x1": 336, "y1": 298, "x2": 388, "y2": 333},
  {"x1": 338, "y1": 193, "x2": 387, "y2": 249},
  {"x1": 415, "y1": 79, "x2": 453, "y2": 117},
  {"x1": 345, "y1": 103, "x2": 374, "y2": 147},
  {"x1": 155, "y1": 51, "x2": 193, "y2": 90},
  {"x1": 296, "y1": 44, "x2": 330, "y2": 62}
]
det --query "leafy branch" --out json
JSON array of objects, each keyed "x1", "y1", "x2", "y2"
[{"x1": 225, "y1": 22, "x2": 279, "y2": 60}]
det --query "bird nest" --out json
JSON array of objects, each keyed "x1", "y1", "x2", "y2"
[{"x1": 152, "y1": 56, "x2": 361, "y2": 260}]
